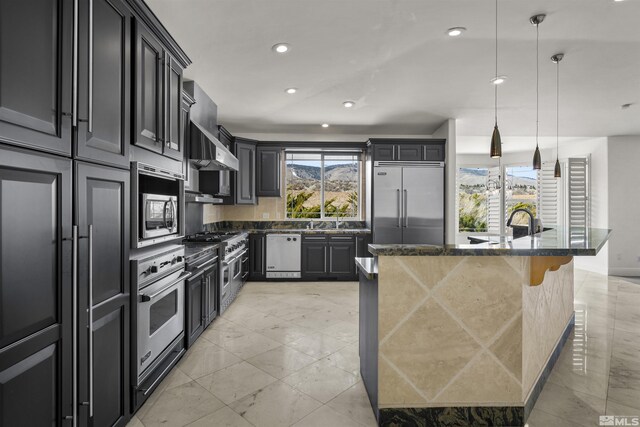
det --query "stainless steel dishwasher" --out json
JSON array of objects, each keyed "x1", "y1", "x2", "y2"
[{"x1": 266, "y1": 234, "x2": 301, "y2": 278}]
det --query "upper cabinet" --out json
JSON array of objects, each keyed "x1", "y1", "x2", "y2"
[
  {"x1": 235, "y1": 138, "x2": 257, "y2": 205},
  {"x1": 76, "y1": 0, "x2": 132, "y2": 168},
  {"x1": 370, "y1": 139, "x2": 446, "y2": 162},
  {"x1": 0, "y1": 0, "x2": 73, "y2": 156},
  {"x1": 133, "y1": 22, "x2": 184, "y2": 160},
  {"x1": 256, "y1": 146, "x2": 282, "y2": 197}
]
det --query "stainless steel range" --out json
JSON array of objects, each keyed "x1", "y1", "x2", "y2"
[
  {"x1": 132, "y1": 245, "x2": 190, "y2": 391},
  {"x1": 184, "y1": 231, "x2": 249, "y2": 314}
]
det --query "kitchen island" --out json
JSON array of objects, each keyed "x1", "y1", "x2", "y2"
[{"x1": 357, "y1": 227, "x2": 611, "y2": 427}]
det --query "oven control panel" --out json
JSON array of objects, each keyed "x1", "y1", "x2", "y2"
[{"x1": 135, "y1": 246, "x2": 186, "y2": 288}]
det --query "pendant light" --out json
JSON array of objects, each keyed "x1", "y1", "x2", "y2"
[
  {"x1": 552, "y1": 53, "x2": 564, "y2": 178},
  {"x1": 530, "y1": 14, "x2": 545, "y2": 170},
  {"x1": 490, "y1": 0, "x2": 502, "y2": 158}
]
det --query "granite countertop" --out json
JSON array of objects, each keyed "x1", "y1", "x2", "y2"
[
  {"x1": 355, "y1": 257, "x2": 378, "y2": 279},
  {"x1": 368, "y1": 227, "x2": 612, "y2": 256},
  {"x1": 251, "y1": 228, "x2": 371, "y2": 235}
]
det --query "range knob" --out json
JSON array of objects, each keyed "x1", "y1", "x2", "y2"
[
  {"x1": 149, "y1": 265, "x2": 158, "y2": 273},
  {"x1": 176, "y1": 255, "x2": 183, "y2": 262}
]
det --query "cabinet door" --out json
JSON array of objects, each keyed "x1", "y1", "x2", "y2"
[
  {"x1": 0, "y1": 0, "x2": 73, "y2": 156},
  {"x1": 256, "y1": 147, "x2": 281, "y2": 197},
  {"x1": 372, "y1": 144, "x2": 395, "y2": 161},
  {"x1": 396, "y1": 144, "x2": 423, "y2": 161},
  {"x1": 134, "y1": 22, "x2": 163, "y2": 154},
  {"x1": 424, "y1": 144, "x2": 445, "y2": 161},
  {"x1": 204, "y1": 263, "x2": 219, "y2": 326},
  {"x1": 249, "y1": 234, "x2": 265, "y2": 279},
  {"x1": 76, "y1": 162, "x2": 130, "y2": 427},
  {"x1": 236, "y1": 140, "x2": 257, "y2": 205},
  {"x1": 356, "y1": 234, "x2": 373, "y2": 257},
  {"x1": 163, "y1": 54, "x2": 184, "y2": 161},
  {"x1": 76, "y1": 0, "x2": 131, "y2": 168},
  {"x1": 186, "y1": 273, "x2": 205, "y2": 348},
  {"x1": 302, "y1": 241, "x2": 328, "y2": 276},
  {"x1": 0, "y1": 146, "x2": 72, "y2": 425},
  {"x1": 328, "y1": 241, "x2": 355, "y2": 275}
]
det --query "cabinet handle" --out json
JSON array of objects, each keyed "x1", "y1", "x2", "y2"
[
  {"x1": 397, "y1": 189, "x2": 401, "y2": 228},
  {"x1": 88, "y1": 0, "x2": 94, "y2": 133},
  {"x1": 72, "y1": 0, "x2": 79, "y2": 127},
  {"x1": 71, "y1": 226, "x2": 78, "y2": 427},
  {"x1": 404, "y1": 189, "x2": 408, "y2": 227},
  {"x1": 88, "y1": 225, "x2": 94, "y2": 418}
]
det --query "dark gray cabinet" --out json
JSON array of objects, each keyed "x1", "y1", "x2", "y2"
[
  {"x1": 76, "y1": 162, "x2": 130, "y2": 427},
  {"x1": 302, "y1": 235, "x2": 356, "y2": 279},
  {"x1": 186, "y1": 271, "x2": 205, "y2": 347},
  {"x1": 0, "y1": 0, "x2": 73, "y2": 156},
  {"x1": 235, "y1": 138, "x2": 257, "y2": 205},
  {"x1": 302, "y1": 236, "x2": 328, "y2": 277},
  {"x1": 249, "y1": 234, "x2": 266, "y2": 280},
  {"x1": 356, "y1": 235, "x2": 373, "y2": 257},
  {"x1": 204, "y1": 263, "x2": 219, "y2": 326},
  {"x1": 359, "y1": 270, "x2": 378, "y2": 417},
  {"x1": 134, "y1": 21, "x2": 184, "y2": 161},
  {"x1": 370, "y1": 139, "x2": 446, "y2": 162},
  {"x1": 256, "y1": 147, "x2": 281, "y2": 197},
  {"x1": 0, "y1": 145, "x2": 73, "y2": 426},
  {"x1": 76, "y1": 0, "x2": 131, "y2": 168}
]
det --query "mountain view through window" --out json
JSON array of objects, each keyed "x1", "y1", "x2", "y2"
[{"x1": 286, "y1": 153, "x2": 360, "y2": 219}]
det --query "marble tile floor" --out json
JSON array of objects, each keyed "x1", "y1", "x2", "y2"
[{"x1": 128, "y1": 272, "x2": 640, "y2": 427}]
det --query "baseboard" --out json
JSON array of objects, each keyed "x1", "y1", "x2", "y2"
[
  {"x1": 378, "y1": 314, "x2": 576, "y2": 427},
  {"x1": 608, "y1": 267, "x2": 640, "y2": 277}
]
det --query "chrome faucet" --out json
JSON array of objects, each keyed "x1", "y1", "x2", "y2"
[
  {"x1": 506, "y1": 208, "x2": 535, "y2": 235},
  {"x1": 335, "y1": 214, "x2": 341, "y2": 229},
  {"x1": 308, "y1": 219, "x2": 314, "y2": 230}
]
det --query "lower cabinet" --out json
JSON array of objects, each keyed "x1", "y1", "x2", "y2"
[
  {"x1": 249, "y1": 234, "x2": 266, "y2": 280},
  {"x1": 186, "y1": 257, "x2": 219, "y2": 348},
  {"x1": 186, "y1": 272, "x2": 205, "y2": 347},
  {"x1": 302, "y1": 235, "x2": 356, "y2": 279}
]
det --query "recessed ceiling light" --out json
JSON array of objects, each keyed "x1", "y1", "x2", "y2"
[
  {"x1": 490, "y1": 75, "x2": 507, "y2": 85},
  {"x1": 447, "y1": 27, "x2": 466, "y2": 37},
  {"x1": 343, "y1": 101, "x2": 355, "y2": 108},
  {"x1": 272, "y1": 43, "x2": 290, "y2": 54},
  {"x1": 614, "y1": 0, "x2": 625, "y2": 2},
  {"x1": 285, "y1": 88, "x2": 297, "y2": 94},
  {"x1": 321, "y1": 123, "x2": 330, "y2": 128}
]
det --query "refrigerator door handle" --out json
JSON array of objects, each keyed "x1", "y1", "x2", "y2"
[
  {"x1": 404, "y1": 189, "x2": 408, "y2": 227},
  {"x1": 397, "y1": 189, "x2": 401, "y2": 228}
]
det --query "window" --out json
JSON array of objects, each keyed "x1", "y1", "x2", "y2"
[
  {"x1": 505, "y1": 166, "x2": 539, "y2": 226},
  {"x1": 457, "y1": 167, "x2": 489, "y2": 232},
  {"x1": 285, "y1": 152, "x2": 361, "y2": 219}
]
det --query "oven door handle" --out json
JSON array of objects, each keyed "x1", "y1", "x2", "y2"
[
  {"x1": 162, "y1": 201, "x2": 169, "y2": 229},
  {"x1": 223, "y1": 249, "x2": 248, "y2": 266},
  {"x1": 140, "y1": 272, "x2": 192, "y2": 302}
]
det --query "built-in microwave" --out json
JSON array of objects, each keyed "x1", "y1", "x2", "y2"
[{"x1": 142, "y1": 194, "x2": 178, "y2": 239}]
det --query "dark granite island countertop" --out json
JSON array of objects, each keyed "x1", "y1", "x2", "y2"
[{"x1": 368, "y1": 227, "x2": 611, "y2": 256}]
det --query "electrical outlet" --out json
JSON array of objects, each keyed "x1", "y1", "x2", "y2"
[
  {"x1": 617, "y1": 253, "x2": 622, "y2": 261},
  {"x1": 262, "y1": 213, "x2": 270, "y2": 219}
]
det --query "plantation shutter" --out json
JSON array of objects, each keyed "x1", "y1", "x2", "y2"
[
  {"x1": 537, "y1": 162, "x2": 561, "y2": 227},
  {"x1": 567, "y1": 158, "x2": 589, "y2": 229},
  {"x1": 487, "y1": 166, "x2": 501, "y2": 233}
]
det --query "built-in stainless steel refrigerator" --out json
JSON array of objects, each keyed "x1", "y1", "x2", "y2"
[{"x1": 373, "y1": 162, "x2": 445, "y2": 244}]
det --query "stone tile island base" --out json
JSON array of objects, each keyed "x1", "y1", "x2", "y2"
[{"x1": 373, "y1": 256, "x2": 575, "y2": 427}]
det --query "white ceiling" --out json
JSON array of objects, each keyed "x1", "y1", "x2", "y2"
[{"x1": 147, "y1": 0, "x2": 640, "y2": 145}]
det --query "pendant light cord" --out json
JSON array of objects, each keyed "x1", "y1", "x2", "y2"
[
  {"x1": 556, "y1": 58, "x2": 560, "y2": 157},
  {"x1": 535, "y1": 23, "x2": 539, "y2": 149},
  {"x1": 495, "y1": 0, "x2": 498, "y2": 125}
]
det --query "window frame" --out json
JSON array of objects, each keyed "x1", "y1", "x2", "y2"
[{"x1": 284, "y1": 151, "x2": 363, "y2": 220}]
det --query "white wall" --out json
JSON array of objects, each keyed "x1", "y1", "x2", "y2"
[
  {"x1": 608, "y1": 136, "x2": 640, "y2": 276},
  {"x1": 433, "y1": 119, "x2": 457, "y2": 244}
]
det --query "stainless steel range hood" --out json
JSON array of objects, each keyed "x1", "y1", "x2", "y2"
[
  {"x1": 189, "y1": 121, "x2": 239, "y2": 171},
  {"x1": 186, "y1": 80, "x2": 239, "y2": 172}
]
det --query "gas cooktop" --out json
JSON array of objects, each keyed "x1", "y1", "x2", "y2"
[{"x1": 184, "y1": 231, "x2": 241, "y2": 243}]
